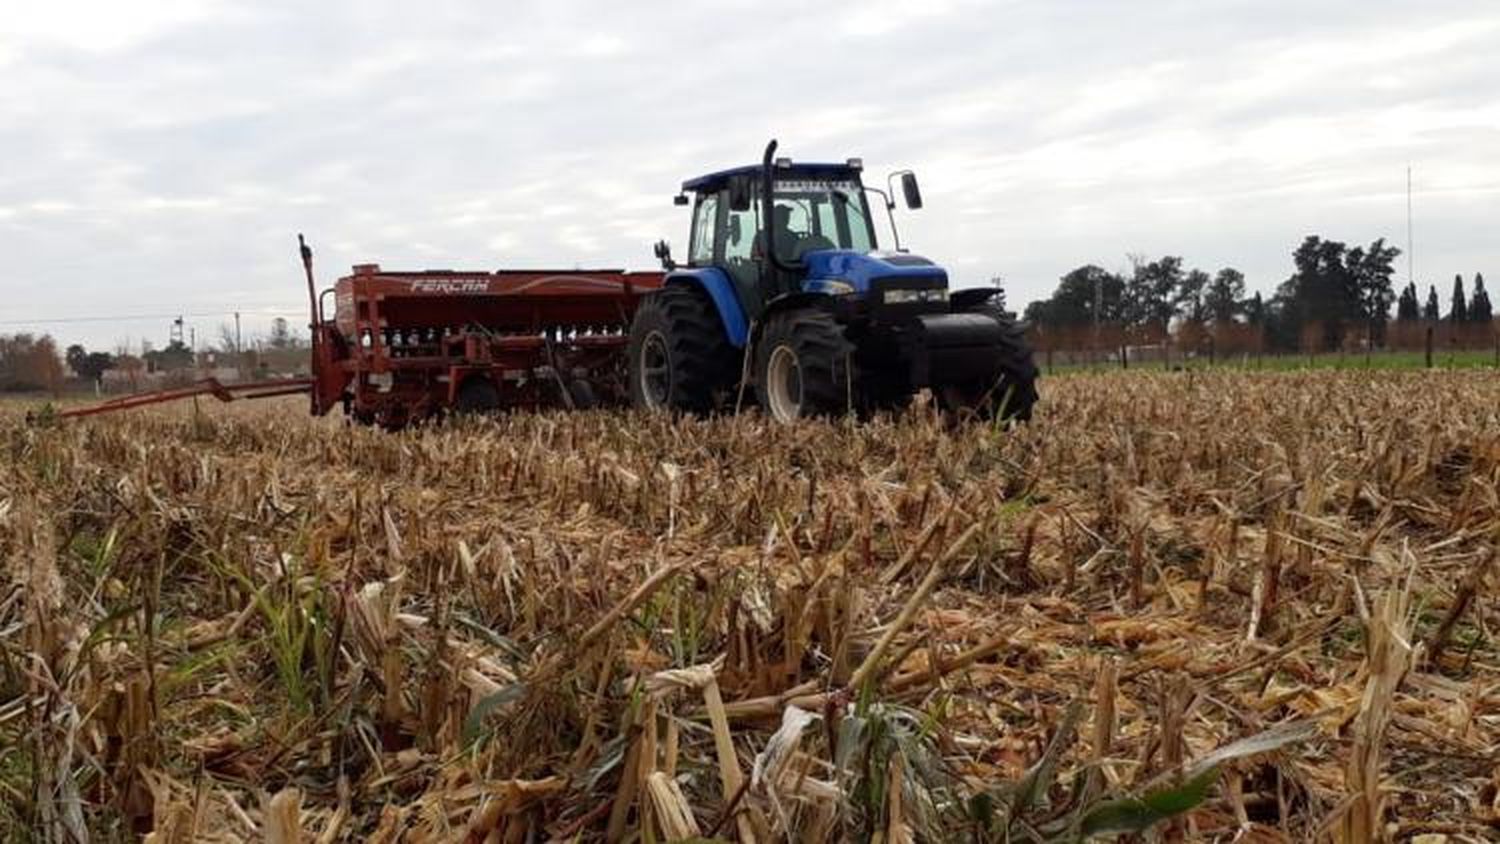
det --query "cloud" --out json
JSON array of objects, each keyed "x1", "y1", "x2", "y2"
[{"x1": 0, "y1": 0, "x2": 1496, "y2": 351}]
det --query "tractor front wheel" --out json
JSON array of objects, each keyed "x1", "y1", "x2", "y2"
[
  {"x1": 754, "y1": 309, "x2": 856, "y2": 422},
  {"x1": 937, "y1": 299, "x2": 1039, "y2": 422},
  {"x1": 627, "y1": 285, "x2": 736, "y2": 413}
]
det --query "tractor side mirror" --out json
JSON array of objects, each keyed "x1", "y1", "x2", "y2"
[
  {"x1": 673, "y1": 193, "x2": 689, "y2": 206},
  {"x1": 900, "y1": 172, "x2": 923, "y2": 209},
  {"x1": 653, "y1": 240, "x2": 676, "y2": 270},
  {"x1": 727, "y1": 179, "x2": 751, "y2": 212}
]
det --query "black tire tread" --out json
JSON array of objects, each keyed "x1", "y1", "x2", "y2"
[
  {"x1": 755, "y1": 308, "x2": 856, "y2": 418},
  {"x1": 948, "y1": 299, "x2": 1040, "y2": 421},
  {"x1": 628, "y1": 284, "x2": 737, "y2": 413}
]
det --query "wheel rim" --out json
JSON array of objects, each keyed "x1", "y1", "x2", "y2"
[
  {"x1": 639, "y1": 330, "x2": 671, "y2": 408},
  {"x1": 765, "y1": 345, "x2": 803, "y2": 422}
]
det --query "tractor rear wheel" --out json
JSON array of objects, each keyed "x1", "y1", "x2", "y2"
[
  {"x1": 937, "y1": 299, "x2": 1039, "y2": 422},
  {"x1": 754, "y1": 308, "x2": 856, "y2": 422},
  {"x1": 627, "y1": 285, "x2": 736, "y2": 413}
]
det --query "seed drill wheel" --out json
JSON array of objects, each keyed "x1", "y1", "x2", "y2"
[
  {"x1": 754, "y1": 308, "x2": 856, "y2": 422},
  {"x1": 454, "y1": 377, "x2": 502, "y2": 415},
  {"x1": 627, "y1": 285, "x2": 736, "y2": 413},
  {"x1": 566, "y1": 378, "x2": 598, "y2": 410},
  {"x1": 937, "y1": 299, "x2": 1039, "y2": 422}
]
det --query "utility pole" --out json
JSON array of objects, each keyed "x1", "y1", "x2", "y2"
[
  {"x1": 1407, "y1": 166, "x2": 1414, "y2": 288},
  {"x1": 1093, "y1": 273, "x2": 1103, "y2": 366}
]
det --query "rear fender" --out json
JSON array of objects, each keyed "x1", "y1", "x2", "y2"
[{"x1": 665, "y1": 268, "x2": 748, "y2": 348}]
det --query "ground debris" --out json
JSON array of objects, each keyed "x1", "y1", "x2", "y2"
[{"x1": 1, "y1": 369, "x2": 1497, "y2": 840}]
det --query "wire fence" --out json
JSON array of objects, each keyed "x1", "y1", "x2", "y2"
[{"x1": 1026, "y1": 319, "x2": 1500, "y2": 371}]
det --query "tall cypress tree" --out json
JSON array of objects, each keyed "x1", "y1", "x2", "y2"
[
  {"x1": 1396, "y1": 282, "x2": 1419, "y2": 321},
  {"x1": 1246, "y1": 290, "x2": 1265, "y2": 325},
  {"x1": 1423, "y1": 285, "x2": 1441, "y2": 321},
  {"x1": 1450, "y1": 274, "x2": 1469, "y2": 322},
  {"x1": 1471, "y1": 272, "x2": 1493, "y2": 323}
]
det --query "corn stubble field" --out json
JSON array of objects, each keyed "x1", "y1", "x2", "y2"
[{"x1": 2, "y1": 370, "x2": 1499, "y2": 842}]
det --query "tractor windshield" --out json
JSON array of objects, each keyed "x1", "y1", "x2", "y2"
[{"x1": 766, "y1": 178, "x2": 876, "y2": 260}]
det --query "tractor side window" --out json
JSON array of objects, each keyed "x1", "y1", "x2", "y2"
[
  {"x1": 832, "y1": 189, "x2": 874, "y2": 252},
  {"x1": 723, "y1": 196, "x2": 761, "y2": 300},
  {"x1": 816, "y1": 202, "x2": 839, "y2": 243},
  {"x1": 723, "y1": 201, "x2": 758, "y2": 264},
  {"x1": 689, "y1": 194, "x2": 719, "y2": 266},
  {"x1": 770, "y1": 199, "x2": 815, "y2": 262}
]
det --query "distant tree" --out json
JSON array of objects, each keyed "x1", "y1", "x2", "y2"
[
  {"x1": 1347, "y1": 240, "x2": 1398, "y2": 320},
  {"x1": 1245, "y1": 291, "x2": 1266, "y2": 325},
  {"x1": 114, "y1": 353, "x2": 145, "y2": 390},
  {"x1": 145, "y1": 339, "x2": 194, "y2": 372},
  {"x1": 217, "y1": 322, "x2": 240, "y2": 354},
  {"x1": 65, "y1": 344, "x2": 114, "y2": 383},
  {"x1": 1204, "y1": 268, "x2": 1246, "y2": 323},
  {"x1": 1345, "y1": 239, "x2": 1399, "y2": 345},
  {"x1": 1423, "y1": 285, "x2": 1441, "y2": 321},
  {"x1": 1395, "y1": 282, "x2": 1420, "y2": 321},
  {"x1": 1124, "y1": 255, "x2": 1182, "y2": 329},
  {"x1": 269, "y1": 317, "x2": 292, "y2": 350},
  {"x1": 0, "y1": 333, "x2": 65, "y2": 392},
  {"x1": 1469, "y1": 273, "x2": 1492, "y2": 324},
  {"x1": 1450, "y1": 274, "x2": 1468, "y2": 323},
  {"x1": 1024, "y1": 264, "x2": 1126, "y2": 328},
  {"x1": 1176, "y1": 268, "x2": 1211, "y2": 324},
  {"x1": 1282, "y1": 236, "x2": 1358, "y2": 350}
]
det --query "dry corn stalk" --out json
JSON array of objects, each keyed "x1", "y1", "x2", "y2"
[
  {"x1": 1338, "y1": 578, "x2": 1414, "y2": 843},
  {"x1": 2, "y1": 369, "x2": 1498, "y2": 840}
]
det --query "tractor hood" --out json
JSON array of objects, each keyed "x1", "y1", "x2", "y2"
[{"x1": 802, "y1": 249, "x2": 948, "y2": 295}]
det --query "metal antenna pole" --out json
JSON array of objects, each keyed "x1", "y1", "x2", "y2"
[{"x1": 1407, "y1": 165, "x2": 1413, "y2": 287}]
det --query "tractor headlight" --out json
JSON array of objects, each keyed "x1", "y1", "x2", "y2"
[{"x1": 882, "y1": 288, "x2": 949, "y2": 304}]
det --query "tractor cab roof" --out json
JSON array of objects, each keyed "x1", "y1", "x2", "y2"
[{"x1": 681, "y1": 162, "x2": 863, "y2": 194}]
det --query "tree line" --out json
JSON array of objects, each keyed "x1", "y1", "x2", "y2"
[
  {"x1": 1023, "y1": 235, "x2": 1494, "y2": 354},
  {"x1": 0, "y1": 317, "x2": 308, "y2": 393}
]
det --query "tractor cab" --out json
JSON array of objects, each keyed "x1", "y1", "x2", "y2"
[
  {"x1": 671, "y1": 152, "x2": 941, "y2": 323},
  {"x1": 631, "y1": 140, "x2": 1038, "y2": 423}
]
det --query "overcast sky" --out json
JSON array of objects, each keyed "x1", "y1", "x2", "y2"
[{"x1": 2, "y1": 0, "x2": 1496, "y2": 351}]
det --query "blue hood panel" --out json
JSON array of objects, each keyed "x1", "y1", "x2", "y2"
[{"x1": 802, "y1": 250, "x2": 947, "y2": 295}]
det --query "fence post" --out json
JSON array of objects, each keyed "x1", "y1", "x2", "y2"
[
  {"x1": 1120, "y1": 344, "x2": 1128, "y2": 370},
  {"x1": 1425, "y1": 325, "x2": 1434, "y2": 368}
]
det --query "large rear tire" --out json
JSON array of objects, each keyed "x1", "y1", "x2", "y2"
[
  {"x1": 937, "y1": 300, "x2": 1039, "y2": 422},
  {"x1": 754, "y1": 308, "x2": 856, "y2": 422},
  {"x1": 627, "y1": 285, "x2": 736, "y2": 413}
]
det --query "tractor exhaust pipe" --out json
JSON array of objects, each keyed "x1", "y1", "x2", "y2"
[{"x1": 761, "y1": 140, "x2": 798, "y2": 279}]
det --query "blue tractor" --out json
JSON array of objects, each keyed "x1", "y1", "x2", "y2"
[{"x1": 627, "y1": 140, "x2": 1038, "y2": 422}]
